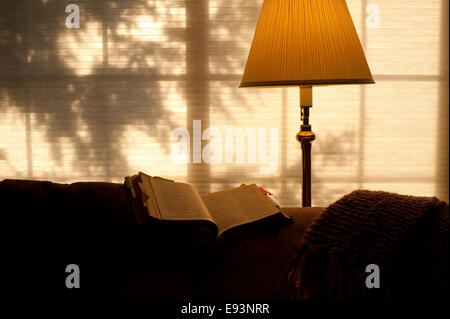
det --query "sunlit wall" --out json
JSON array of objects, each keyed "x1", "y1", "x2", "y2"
[{"x1": 0, "y1": 0, "x2": 448, "y2": 206}]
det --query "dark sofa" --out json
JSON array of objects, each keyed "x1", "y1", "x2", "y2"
[{"x1": 0, "y1": 179, "x2": 323, "y2": 299}]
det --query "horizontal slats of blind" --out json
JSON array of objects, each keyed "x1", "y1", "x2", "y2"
[{"x1": 0, "y1": 0, "x2": 448, "y2": 206}]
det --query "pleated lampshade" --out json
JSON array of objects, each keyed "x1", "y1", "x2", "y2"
[{"x1": 240, "y1": 0, "x2": 374, "y2": 87}]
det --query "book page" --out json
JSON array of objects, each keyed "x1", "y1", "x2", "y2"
[
  {"x1": 149, "y1": 177, "x2": 214, "y2": 223},
  {"x1": 201, "y1": 184, "x2": 281, "y2": 236}
]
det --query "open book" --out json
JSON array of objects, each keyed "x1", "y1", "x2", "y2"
[{"x1": 124, "y1": 172, "x2": 291, "y2": 241}]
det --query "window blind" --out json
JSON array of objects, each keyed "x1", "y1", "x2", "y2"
[{"x1": 0, "y1": 0, "x2": 448, "y2": 206}]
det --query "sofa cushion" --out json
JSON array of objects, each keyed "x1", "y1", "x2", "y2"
[
  {"x1": 0, "y1": 179, "x2": 200, "y2": 299},
  {"x1": 0, "y1": 179, "x2": 135, "y2": 226},
  {"x1": 193, "y1": 207, "x2": 324, "y2": 299}
]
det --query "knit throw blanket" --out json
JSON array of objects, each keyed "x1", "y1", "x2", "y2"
[{"x1": 279, "y1": 190, "x2": 448, "y2": 300}]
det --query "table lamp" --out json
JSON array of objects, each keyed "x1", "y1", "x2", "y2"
[{"x1": 240, "y1": 0, "x2": 374, "y2": 207}]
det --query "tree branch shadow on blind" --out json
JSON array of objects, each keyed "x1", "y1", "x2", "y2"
[
  {"x1": 0, "y1": 0, "x2": 358, "y2": 206},
  {"x1": 0, "y1": 0, "x2": 179, "y2": 180}
]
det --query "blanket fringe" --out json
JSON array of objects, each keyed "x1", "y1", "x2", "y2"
[{"x1": 280, "y1": 246, "x2": 394, "y2": 300}]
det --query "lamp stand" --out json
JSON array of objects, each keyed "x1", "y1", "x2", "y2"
[{"x1": 296, "y1": 86, "x2": 315, "y2": 207}]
